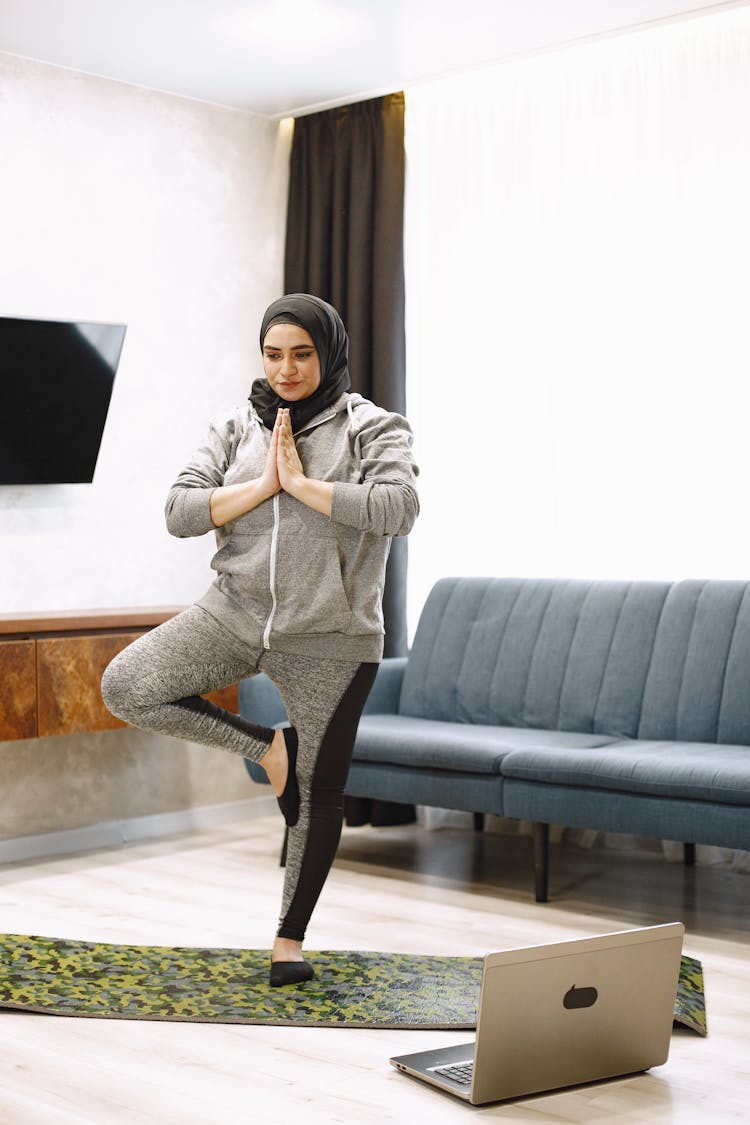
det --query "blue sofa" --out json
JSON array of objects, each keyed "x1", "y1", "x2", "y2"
[{"x1": 242, "y1": 577, "x2": 750, "y2": 900}]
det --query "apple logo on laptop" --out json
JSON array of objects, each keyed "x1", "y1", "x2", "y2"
[{"x1": 563, "y1": 984, "x2": 599, "y2": 1009}]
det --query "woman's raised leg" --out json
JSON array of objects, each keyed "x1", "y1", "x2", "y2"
[{"x1": 101, "y1": 605, "x2": 275, "y2": 761}]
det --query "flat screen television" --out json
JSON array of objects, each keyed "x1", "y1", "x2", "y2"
[{"x1": 0, "y1": 316, "x2": 126, "y2": 484}]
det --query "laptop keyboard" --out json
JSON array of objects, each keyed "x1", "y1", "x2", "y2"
[{"x1": 433, "y1": 1061, "x2": 474, "y2": 1086}]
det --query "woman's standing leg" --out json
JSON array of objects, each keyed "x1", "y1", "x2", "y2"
[{"x1": 260, "y1": 652, "x2": 379, "y2": 968}]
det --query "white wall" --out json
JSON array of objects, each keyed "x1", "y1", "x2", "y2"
[
  {"x1": 0, "y1": 53, "x2": 288, "y2": 843},
  {"x1": 0, "y1": 52, "x2": 291, "y2": 613}
]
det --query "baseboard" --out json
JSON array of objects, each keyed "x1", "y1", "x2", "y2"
[{"x1": 0, "y1": 795, "x2": 278, "y2": 865}]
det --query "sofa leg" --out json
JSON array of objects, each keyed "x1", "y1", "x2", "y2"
[
  {"x1": 532, "y1": 822, "x2": 549, "y2": 903},
  {"x1": 473, "y1": 812, "x2": 485, "y2": 832},
  {"x1": 280, "y1": 826, "x2": 288, "y2": 868},
  {"x1": 684, "y1": 842, "x2": 696, "y2": 867}
]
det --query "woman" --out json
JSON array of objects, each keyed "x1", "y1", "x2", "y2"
[{"x1": 101, "y1": 293, "x2": 419, "y2": 986}]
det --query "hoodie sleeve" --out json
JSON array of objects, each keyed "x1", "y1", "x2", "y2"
[
  {"x1": 164, "y1": 412, "x2": 240, "y2": 538},
  {"x1": 330, "y1": 406, "x2": 419, "y2": 537}
]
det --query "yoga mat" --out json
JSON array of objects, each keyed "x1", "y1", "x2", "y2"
[{"x1": 0, "y1": 934, "x2": 706, "y2": 1034}]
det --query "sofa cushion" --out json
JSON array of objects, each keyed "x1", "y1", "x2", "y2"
[
  {"x1": 398, "y1": 577, "x2": 670, "y2": 738},
  {"x1": 501, "y1": 740, "x2": 750, "y2": 805},
  {"x1": 637, "y1": 580, "x2": 750, "y2": 745},
  {"x1": 353, "y1": 714, "x2": 618, "y2": 775}
]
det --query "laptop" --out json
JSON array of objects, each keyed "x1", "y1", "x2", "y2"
[{"x1": 390, "y1": 922, "x2": 684, "y2": 1106}]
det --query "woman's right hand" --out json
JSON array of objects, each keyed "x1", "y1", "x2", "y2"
[{"x1": 257, "y1": 411, "x2": 282, "y2": 499}]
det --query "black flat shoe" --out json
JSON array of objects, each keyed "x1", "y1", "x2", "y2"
[
  {"x1": 269, "y1": 959, "x2": 315, "y2": 987},
  {"x1": 276, "y1": 726, "x2": 299, "y2": 827}
]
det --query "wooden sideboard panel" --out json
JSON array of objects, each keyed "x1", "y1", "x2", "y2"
[
  {"x1": 37, "y1": 632, "x2": 144, "y2": 737},
  {"x1": 1, "y1": 608, "x2": 240, "y2": 742},
  {"x1": 205, "y1": 684, "x2": 240, "y2": 712},
  {"x1": 0, "y1": 640, "x2": 37, "y2": 740},
  {"x1": 35, "y1": 633, "x2": 240, "y2": 738}
]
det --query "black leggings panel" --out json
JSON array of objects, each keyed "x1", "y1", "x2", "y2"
[{"x1": 277, "y1": 661, "x2": 379, "y2": 941}]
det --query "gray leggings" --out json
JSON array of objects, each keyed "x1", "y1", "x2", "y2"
[{"x1": 101, "y1": 605, "x2": 378, "y2": 942}]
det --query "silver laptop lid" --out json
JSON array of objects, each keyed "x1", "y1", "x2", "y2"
[{"x1": 471, "y1": 922, "x2": 685, "y2": 1104}]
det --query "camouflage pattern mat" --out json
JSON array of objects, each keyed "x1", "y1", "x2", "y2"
[
  {"x1": 674, "y1": 954, "x2": 707, "y2": 1036},
  {"x1": 0, "y1": 934, "x2": 706, "y2": 1033}
]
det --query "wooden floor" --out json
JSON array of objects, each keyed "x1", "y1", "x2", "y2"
[{"x1": 0, "y1": 814, "x2": 748, "y2": 1123}]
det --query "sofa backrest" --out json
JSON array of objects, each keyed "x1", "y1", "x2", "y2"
[{"x1": 399, "y1": 577, "x2": 750, "y2": 745}]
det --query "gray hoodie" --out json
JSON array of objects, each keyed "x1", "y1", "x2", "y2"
[{"x1": 165, "y1": 391, "x2": 419, "y2": 662}]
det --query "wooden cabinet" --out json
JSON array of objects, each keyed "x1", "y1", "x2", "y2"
[
  {"x1": 36, "y1": 631, "x2": 145, "y2": 737},
  {"x1": 0, "y1": 640, "x2": 37, "y2": 740},
  {"x1": 0, "y1": 609, "x2": 239, "y2": 742}
]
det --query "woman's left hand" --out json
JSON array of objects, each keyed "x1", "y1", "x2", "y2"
[{"x1": 276, "y1": 409, "x2": 305, "y2": 491}]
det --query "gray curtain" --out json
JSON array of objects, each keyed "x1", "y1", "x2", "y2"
[{"x1": 284, "y1": 92, "x2": 409, "y2": 658}]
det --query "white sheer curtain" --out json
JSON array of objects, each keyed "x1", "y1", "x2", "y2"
[
  {"x1": 405, "y1": 6, "x2": 750, "y2": 632},
  {"x1": 404, "y1": 7, "x2": 750, "y2": 869}
]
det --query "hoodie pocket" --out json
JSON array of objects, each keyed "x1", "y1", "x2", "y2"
[
  {"x1": 273, "y1": 535, "x2": 353, "y2": 635},
  {"x1": 210, "y1": 532, "x2": 271, "y2": 603}
]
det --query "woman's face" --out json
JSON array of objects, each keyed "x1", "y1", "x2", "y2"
[{"x1": 262, "y1": 323, "x2": 321, "y2": 401}]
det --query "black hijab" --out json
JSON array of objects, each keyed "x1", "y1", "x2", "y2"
[{"x1": 250, "y1": 293, "x2": 351, "y2": 433}]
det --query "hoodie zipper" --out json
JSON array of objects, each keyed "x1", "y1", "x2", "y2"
[
  {"x1": 260, "y1": 408, "x2": 339, "y2": 650},
  {"x1": 262, "y1": 493, "x2": 281, "y2": 649}
]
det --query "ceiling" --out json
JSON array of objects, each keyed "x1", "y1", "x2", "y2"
[{"x1": 0, "y1": 0, "x2": 744, "y2": 118}]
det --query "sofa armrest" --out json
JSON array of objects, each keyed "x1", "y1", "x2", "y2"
[
  {"x1": 238, "y1": 673, "x2": 288, "y2": 785},
  {"x1": 362, "y1": 656, "x2": 408, "y2": 715}
]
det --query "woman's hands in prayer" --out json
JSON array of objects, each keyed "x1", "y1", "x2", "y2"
[
  {"x1": 275, "y1": 409, "x2": 304, "y2": 491},
  {"x1": 255, "y1": 408, "x2": 307, "y2": 496},
  {"x1": 276, "y1": 408, "x2": 334, "y2": 518},
  {"x1": 208, "y1": 408, "x2": 334, "y2": 527},
  {"x1": 254, "y1": 408, "x2": 306, "y2": 498}
]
